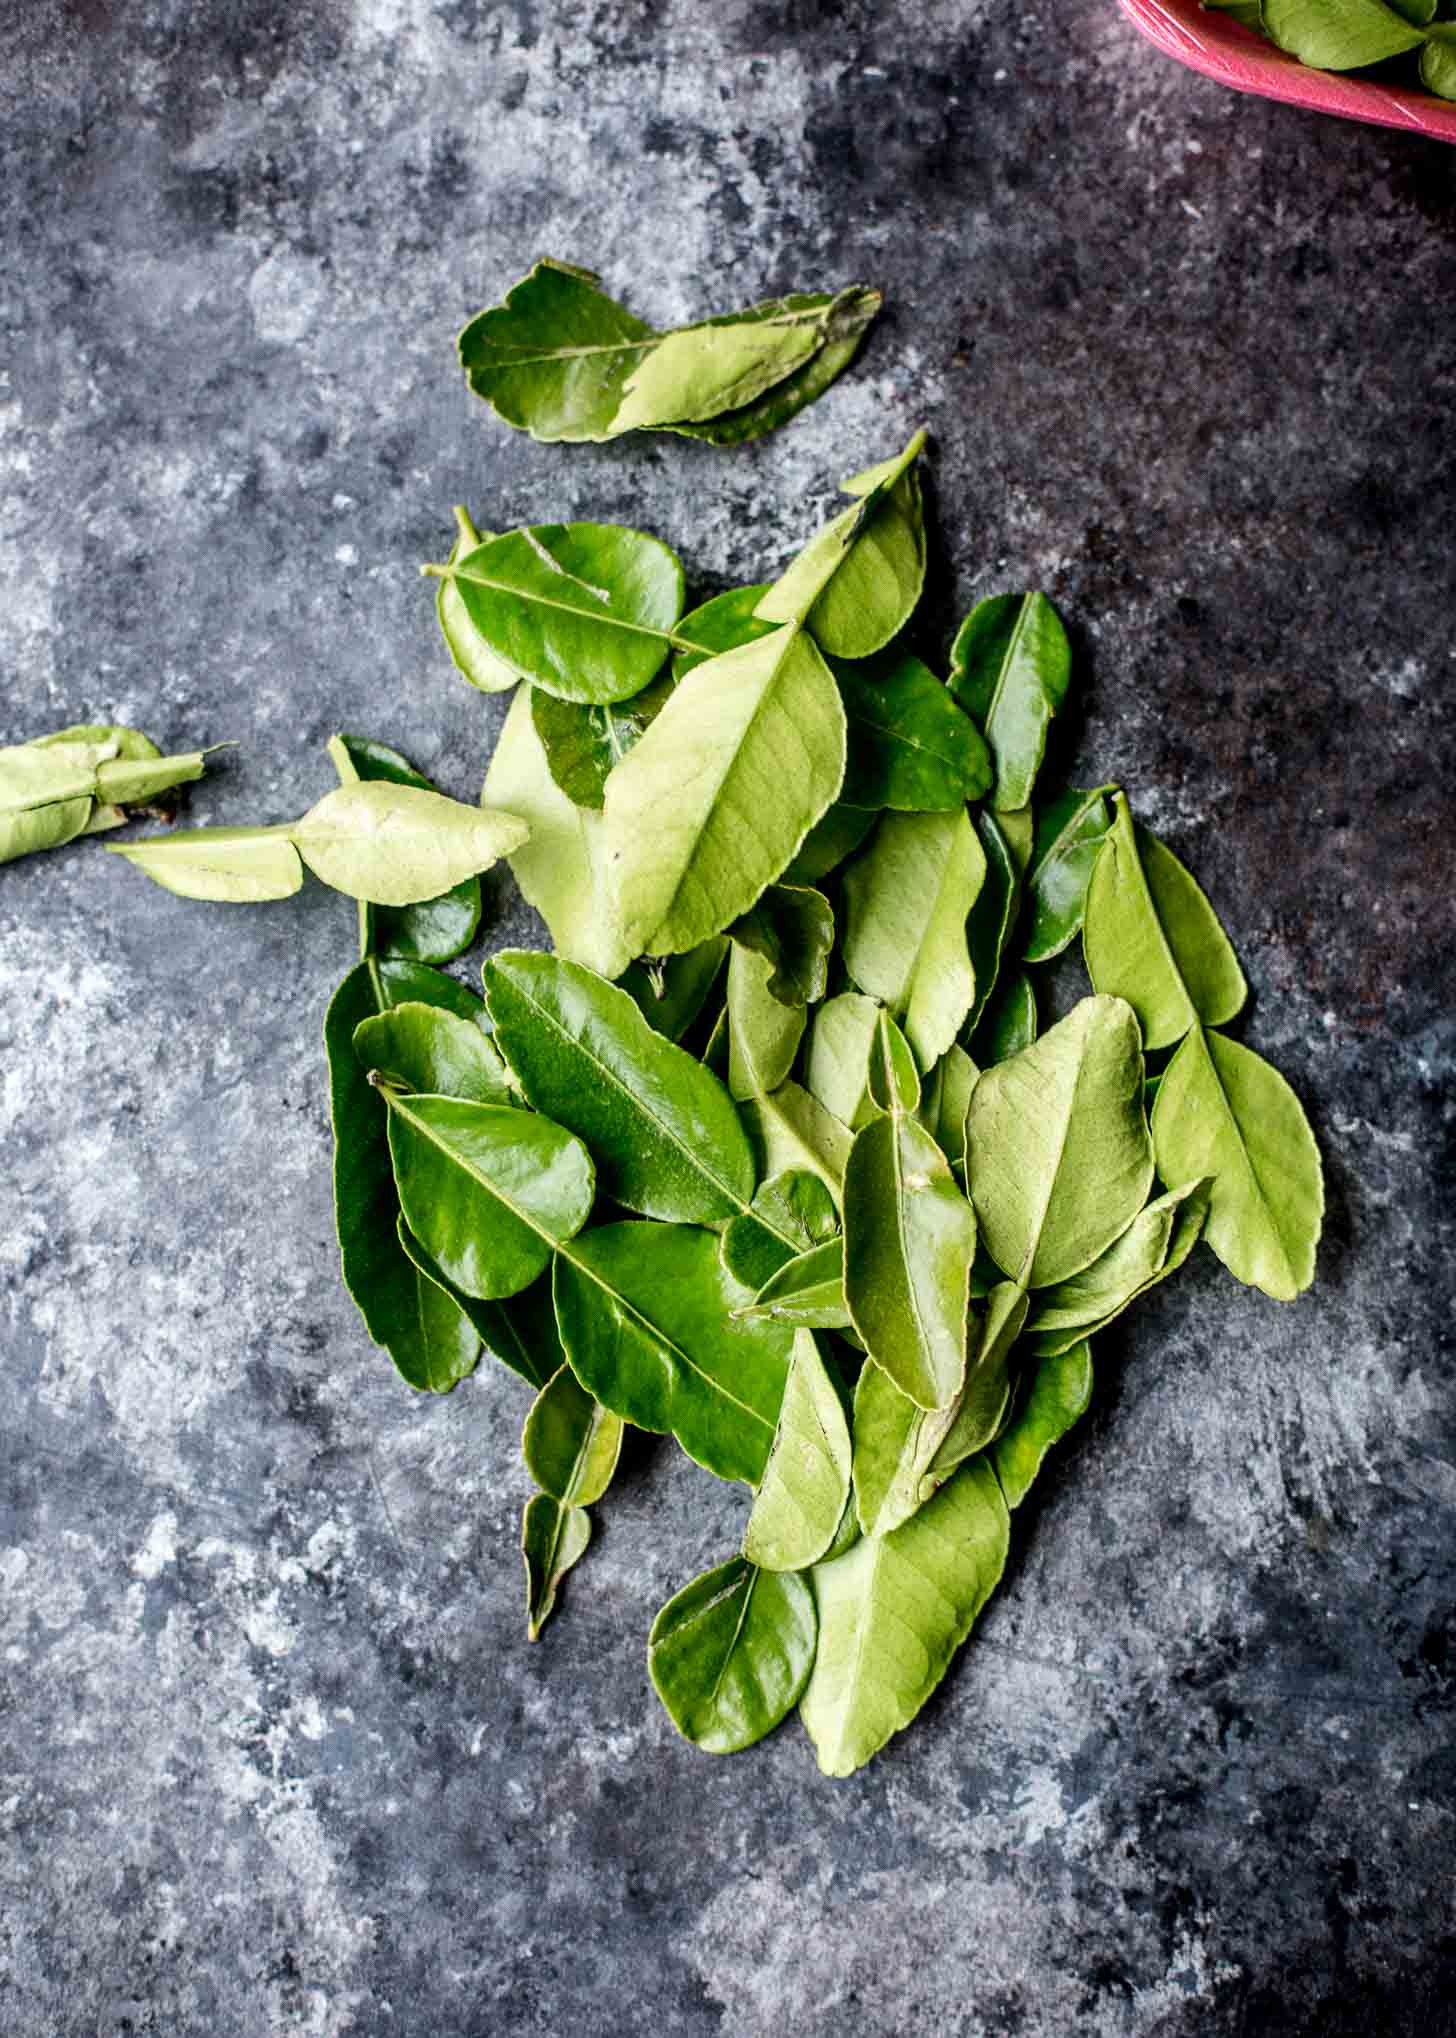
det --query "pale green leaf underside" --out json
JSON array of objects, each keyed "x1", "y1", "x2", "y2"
[
  {"x1": 744, "y1": 1329, "x2": 853, "y2": 1572},
  {"x1": 842, "y1": 808, "x2": 986, "y2": 1068}
]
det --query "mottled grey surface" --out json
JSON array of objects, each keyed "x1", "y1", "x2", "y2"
[{"x1": 2, "y1": 1, "x2": 1454, "y2": 2032}]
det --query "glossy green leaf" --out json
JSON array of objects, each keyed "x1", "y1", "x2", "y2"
[
  {"x1": 916, "y1": 1044, "x2": 979, "y2": 1180},
  {"x1": 1025, "y1": 1182, "x2": 1208, "y2": 1356},
  {"x1": 443, "y1": 524, "x2": 684, "y2": 706},
  {"x1": 1261, "y1": 0, "x2": 1426, "y2": 67},
  {"x1": 843, "y1": 1108, "x2": 975, "y2": 1410},
  {"x1": 670, "y1": 585, "x2": 776, "y2": 677},
  {"x1": 620, "y1": 939, "x2": 728, "y2": 1043},
  {"x1": 669, "y1": 286, "x2": 881, "y2": 445},
  {"x1": 529, "y1": 671, "x2": 675, "y2": 812},
  {"x1": 326, "y1": 958, "x2": 487, "y2": 1389},
  {"x1": 802, "y1": 1457, "x2": 1010, "y2": 1776},
  {"x1": 806, "y1": 993, "x2": 915, "y2": 1131},
  {"x1": 739, "y1": 1240, "x2": 851, "y2": 1330},
  {"x1": 969, "y1": 967, "x2": 1038, "y2": 1066},
  {"x1": 1022, "y1": 787, "x2": 1113, "y2": 964},
  {"x1": 459, "y1": 260, "x2": 656, "y2": 442},
  {"x1": 1024, "y1": 1180, "x2": 1207, "y2": 1342},
  {"x1": 842, "y1": 808, "x2": 986, "y2": 1068},
  {"x1": 484, "y1": 949, "x2": 755, "y2": 1226},
  {"x1": 353, "y1": 1001, "x2": 508, "y2": 1104},
  {"x1": 727, "y1": 884, "x2": 834, "y2": 1007},
  {"x1": 375, "y1": 1245, "x2": 481, "y2": 1394},
  {"x1": 328, "y1": 731, "x2": 483, "y2": 964},
  {"x1": 435, "y1": 509, "x2": 521, "y2": 695},
  {"x1": 966, "y1": 994, "x2": 1153, "y2": 1288},
  {"x1": 605, "y1": 624, "x2": 846, "y2": 957},
  {"x1": 384, "y1": 1093, "x2": 594, "y2": 1300},
  {"x1": 521, "y1": 1494, "x2": 592, "y2": 1640},
  {"x1": 108, "y1": 826, "x2": 304, "y2": 902},
  {"x1": 834, "y1": 651, "x2": 992, "y2": 811},
  {"x1": 757, "y1": 431, "x2": 927, "y2": 658},
  {"x1": 555, "y1": 1222, "x2": 792, "y2": 1485},
  {"x1": 453, "y1": 1264, "x2": 564, "y2": 1392},
  {"x1": 991, "y1": 1341, "x2": 1094, "y2": 1509},
  {"x1": 523, "y1": 1363, "x2": 624, "y2": 1506},
  {"x1": 289, "y1": 781, "x2": 527, "y2": 907},
  {"x1": 781, "y1": 800, "x2": 876, "y2": 884},
  {"x1": 649, "y1": 1558, "x2": 817, "y2": 1754},
  {"x1": 727, "y1": 943, "x2": 806, "y2": 1102},
  {"x1": 721, "y1": 1169, "x2": 840, "y2": 1294},
  {"x1": 481, "y1": 686, "x2": 633, "y2": 979},
  {"x1": 1083, "y1": 794, "x2": 1247, "y2": 1051},
  {"x1": 964, "y1": 812, "x2": 1020, "y2": 1033},
  {"x1": 1151, "y1": 1023, "x2": 1322, "y2": 1300},
  {"x1": 949, "y1": 591, "x2": 1071, "y2": 811},
  {"x1": 744, "y1": 1330, "x2": 853, "y2": 1572},
  {"x1": 739, "y1": 1081, "x2": 854, "y2": 1206},
  {"x1": 997, "y1": 803, "x2": 1035, "y2": 875}
]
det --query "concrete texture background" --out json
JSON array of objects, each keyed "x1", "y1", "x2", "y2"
[{"x1": 2, "y1": 2, "x2": 1453, "y2": 2033}]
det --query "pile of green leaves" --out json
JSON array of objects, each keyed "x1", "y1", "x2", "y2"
[
  {"x1": 459, "y1": 259, "x2": 881, "y2": 444},
  {"x1": 106, "y1": 427, "x2": 1323, "y2": 1774},
  {"x1": 1206, "y1": 0, "x2": 1456, "y2": 98}
]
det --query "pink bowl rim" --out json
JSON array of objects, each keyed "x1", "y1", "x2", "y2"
[{"x1": 1117, "y1": 0, "x2": 1456, "y2": 143}]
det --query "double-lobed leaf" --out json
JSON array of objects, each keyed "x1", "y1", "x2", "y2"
[
  {"x1": 554, "y1": 1222, "x2": 792, "y2": 1486},
  {"x1": 802, "y1": 1457, "x2": 1010, "y2": 1776},
  {"x1": 605, "y1": 623, "x2": 847, "y2": 956},
  {"x1": 965, "y1": 994, "x2": 1153, "y2": 1288},
  {"x1": 649, "y1": 1558, "x2": 817, "y2": 1754},
  {"x1": 1151, "y1": 1023, "x2": 1323, "y2": 1300},
  {"x1": 484, "y1": 949, "x2": 755, "y2": 1225},
  {"x1": 949, "y1": 591, "x2": 1070, "y2": 811},
  {"x1": 842, "y1": 808, "x2": 986, "y2": 1067},
  {"x1": 1083, "y1": 793, "x2": 1247, "y2": 1051}
]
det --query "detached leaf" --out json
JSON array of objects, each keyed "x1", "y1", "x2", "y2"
[
  {"x1": 481, "y1": 687, "x2": 633, "y2": 979},
  {"x1": 744, "y1": 1330, "x2": 852, "y2": 1572},
  {"x1": 1261, "y1": 0, "x2": 1426, "y2": 67},
  {"x1": 484, "y1": 949, "x2": 755, "y2": 1226},
  {"x1": 649, "y1": 1558, "x2": 817, "y2": 1754},
  {"x1": 1151, "y1": 1023, "x2": 1323, "y2": 1301},
  {"x1": 727, "y1": 943, "x2": 806, "y2": 1101},
  {"x1": 290, "y1": 782, "x2": 527, "y2": 907},
  {"x1": 384, "y1": 1094, "x2": 595, "y2": 1300},
  {"x1": 530, "y1": 671, "x2": 675, "y2": 811},
  {"x1": 444, "y1": 524, "x2": 684, "y2": 706},
  {"x1": 555, "y1": 1222, "x2": 792, "y2": 1486},
  {"x1": 844, "y1": 1109, "x2": 976, "y2": 1410},
  {"x1": 965, "y1": 995, "x2": 1153, "y2": 1288},
  {"x1": 605, "y1": 624, "x2": 847, "y2": 957},
  {"x1": 727, "y1": 883, "x2": 834, "y2": 1007},
  {"x1": 950, "y1": 592, "x2": 1071, "y2": 811},
  {"x1": 522, "y1": 1495, "x2": 592, "y2": 1640},
  {"x1": 992, "y1": 1341, "x2": 1094, "y2": 1509},
  {"x1": 329, "y1": 732, "x2": 483, "y2": 964},
  {"x1": 757, "y1": 431, "x2": 927, "y2": 658},
  {"x1": 721, "y1": 1168, "x2": 839, "y2": 1292},
  {"x1": 802, "y1": 1458, "x2": 1010, "y2": 1776},
  {"x1": 353, "y1": 1001, "x2": 508, "y2": 1104},
  {"x1": 460, "y1": 259, "x2": 656, "y2": 442},
  {"x1": 1083, "y1": 793, "x2": 1247, "y2": 1051},
  {"x1": 326, "y1": 958, "x2": 488, "y2": 1390},
  {"x1": 1021, "y1": 787, "x2": 1113, "y2": 964},
  {"x1": 523, "y1": 1364, "x2": 624, "y2": 1506},
  {"x1": 435, "y1": 508, "x2": 522, "y2": 695},
  {"x1": 834, "y1": 651, "x2": 992, "y2": 811},
  {"x1": 108, "y1": 826, "x2": 304, "y2": 903},
  {"x1": 842, "y1": 808, "x2": 986, "y2": 1068}
]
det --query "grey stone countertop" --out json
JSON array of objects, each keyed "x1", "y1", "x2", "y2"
[{"x1": 2, "y1": 3, "x2": 1453, "y2": 2034}]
